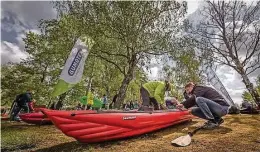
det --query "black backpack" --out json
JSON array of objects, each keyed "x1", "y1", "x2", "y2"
[{"x1": 15, "y1": 94, "x2": 24, "y2": 103}]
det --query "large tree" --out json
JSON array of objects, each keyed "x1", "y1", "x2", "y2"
[
  {"x1": 192, "y1": 1, "x2": 260, "y2": 106},
  {"x1": 1, "y1": 14, "x2": 148, "y2": 108},
  {"x1": 53, "y1": 1, "x2": 187, "y2": 108}
]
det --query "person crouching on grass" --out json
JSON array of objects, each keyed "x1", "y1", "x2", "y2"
[{"x1": 176, "y1": 82, "x2": 230, "y2": 129}]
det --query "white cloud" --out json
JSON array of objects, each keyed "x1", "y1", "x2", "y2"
[
  {"x1": 226, "y1": 88, "x2": 245, "y2": 104},
  {"x1": 1, "y1": 1, "x2": 56, "y2": 64},
  {"x1": 215, "y1": 65, "x2": 259, "y2": 104},
  {"x1": 26, "y1": 29, "x2": 41, "y2": 35},
  {"x1": 1, "y1": 21, "x2": 26, "y2": 33},
  {"x1": 1, "y1": 41, "x2": 28, "y2": 63},
  {"x1": 15, "y1": 33, "x2": 26, "y2": 49},
  {"x1": 187, "y1": 0, "x2": 200, "y2": 15},
  {"x1": 1, "y1": 1, "x2": 57, "y2": 28}
]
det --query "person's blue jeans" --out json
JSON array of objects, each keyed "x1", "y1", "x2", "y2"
[
  {"x1": 191, "y1": 97, "x2": 229, "y2": 122},
  {"x1": 11, "y1": 103, "x2": 29, "y2": 121}
]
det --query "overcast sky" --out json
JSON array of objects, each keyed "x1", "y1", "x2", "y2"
[{"x1": 1, "y1": 1, "x2": 259, "y2": 104}]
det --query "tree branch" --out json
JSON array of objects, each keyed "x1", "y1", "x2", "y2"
[
  {"x1": 243, "y1": 29, "x2": 260, "y2": 65},
  {"x1": 202, "y1": 56, "x2": 237, "y2": 70},
  {"x1": 90, "y1": 54, "x2": 126, "y2": 76},
  {"x1": 247, "y1": 65, "x2": 260, "y2": 75},
  {"x1": 98, "y1": 49, "x2": 129, "y2": 59},
  {"x1": 245, "y1": 53, "x2": 260, "y2": 74},
  {"x1": 232, "y1": 1, "x2": 239, "y2": 58}
]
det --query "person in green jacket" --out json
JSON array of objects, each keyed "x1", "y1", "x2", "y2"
[
  {"x1": 86, "y1": 90, "x2": 94, "y2": 109},
  {"x1": 80, "y1": 89, "x2": 94, "y2": 110},
  {"x1": 140, "y1": 80, "x2": 173, "y2": 110}
]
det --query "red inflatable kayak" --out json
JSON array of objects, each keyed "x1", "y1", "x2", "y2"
[
  {"x1": 19, "y1": 112, "x2": 52, "y2": 125},
  {"x1": 41, "y1": 108, "x2": 192, "y2": 143},
  {"x1": 19, "y1": 109, "x2": 96, "y2": 125},
  {"x1": 1, "y1": 111, "x2": 9, "y2": 121},
  {"x1": 1, "y1": 113, "x2": 9, "y2": 121}
]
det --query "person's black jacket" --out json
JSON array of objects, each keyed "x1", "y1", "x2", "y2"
[
  {"x1": 15, "y1": 92, "x2": 32, "y2": 105},
  {"x1": 182, "y1": 85, "x2": 229, "y2": 109},
  {"x1": 183, "y1": 91, "x2": 190, "y2": 100},
  {"x1": 129, "y1": 101, "x2": 134, "y2": 110},
  {"x1": 112, "y1": 94, "x2": 118, "y2": 104}
]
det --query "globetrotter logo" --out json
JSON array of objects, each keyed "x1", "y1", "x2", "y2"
[
  {"x1": 123, "y1": 116, "x2": 136, "y2": 120},
  {"x1": 68, "y1": 49, "x2": 83, "y2": 76}
]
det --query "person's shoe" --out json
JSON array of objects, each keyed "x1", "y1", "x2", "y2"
[
  {"x1": 14, "y1": 116, "x2": 21, "y2": 122},
  {"x1": 202, "y1": 120, "x2": 219, "y2": 129},
  {"x1": 217, "y1": 118, "x2": 224, "y2": 125},
  {"x1": 203, "y1": 120, "x2": 212, "y2": 126}
]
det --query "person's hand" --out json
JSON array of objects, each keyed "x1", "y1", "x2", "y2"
[
  {"x1": 171, "y1": 99, "x2": 178, "y2": 105},
  {"x1": 188, "y1": 108, "x2": 192, "y2": 114},
  {"x1": 176, "y1": 104, "x2": 184, "y2": 109}
]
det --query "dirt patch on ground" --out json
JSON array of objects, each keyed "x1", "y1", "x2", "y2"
[{"x1": 1, "y1": 114, "x2": 260, "y2": 152}]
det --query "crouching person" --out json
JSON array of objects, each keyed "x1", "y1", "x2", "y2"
[
  {"x1": 177, "y1": 82, "x2": 230, "y2": 129},
  {"x1": 139, "y1": 80, "x2": 173, "y2": 111},
  {"x1": 11, "y1": 89, "x2": 33, "y2": 121}
]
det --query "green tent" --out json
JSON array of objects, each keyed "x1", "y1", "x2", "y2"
[
  {"x1": 80, "y1": 96, "x2": 102, "y2": 109},
  {"x1": 79, "y1": 96, "x2": 88, "y2": 105},
  {"x1": 92, "y1": 98, "x2": 103, "y2": 109}
]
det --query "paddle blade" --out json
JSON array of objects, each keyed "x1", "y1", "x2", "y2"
[{"x1": 171, "y1": 134, "x2": 191, "y2": 147}]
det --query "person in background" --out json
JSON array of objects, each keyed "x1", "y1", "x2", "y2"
[
  {"x1": 241, "y1": 100, "x2": 253, "y2": 113},
  {"x1": 133, "y1": 100, "x2": 139, "y2": 109},
  {"x1": 76, "y1": 103, "x2": 82, "y2": 110},
  {"x1": 11, "y1": 89, "x2": 34, "y2": 121},
  {"x1": 80, "y1": 96, "x2": 87, "y2": 109},
  {"x1": 79, "y1": 88, "x2": 94, "y2": 110},
  {"x1": 176, "y1": 82, "x2": 230, "y2": 129},
  {"x1": 124, "y1": 102, "x2": 130, "y2": 110},
  {"x1": 102, "y1": 94, "x2": 108, "y2": 109},
  {"x1": 49, "y1": 102, "x2": 56, "y2": 110},
  {"x1": 129, "y1": 101, "x2": 134, "y2": 110},
  {"x1": 87, "y1": 88, "x2": 94, "y2": 110},
  {"x1": 139, "y1": 80, "x2": 174, "y2": 111},
  {"x1": 109, "y1": 94, "x2": 118, "y2": 109}
]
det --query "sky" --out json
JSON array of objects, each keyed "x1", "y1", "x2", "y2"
[
  {"x1": 187, "y1": 0, "x2": 199, "y2": 15},
  {"x1": 1, "y1": 1, "x2": 259, "y2": 104}
]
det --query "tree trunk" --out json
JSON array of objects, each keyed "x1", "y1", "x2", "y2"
[
  {"x1": 114, "y1": 70, "x2": 134, "y2": 109},
  {"x1": 85, "y1": 59, "x2": 95, "y2": 95},
  {"x1": 106, "y1": 86, "x2": 110, "y2": 100},
  {"x1": 237, "y1": 64, "x2": 260, "y2": 106},
  {"x1": 114, "y1": 56, "x2": 137, "y2": 109},
  {"x1": 85, "y1": 77, "x2": 93, "y2": 95},
  {"x1": 55, "y1": 93, "x2": 67, "y2": 110}
]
